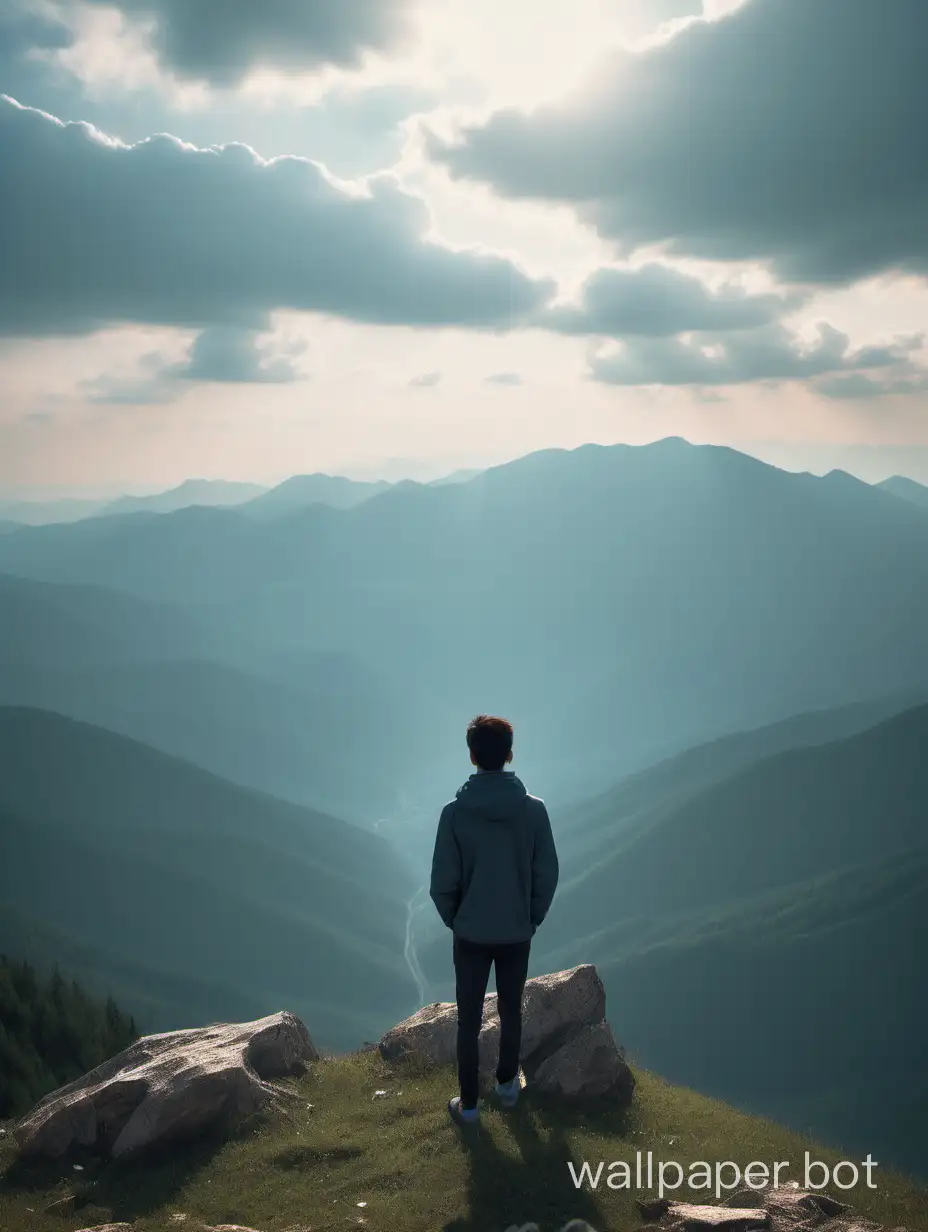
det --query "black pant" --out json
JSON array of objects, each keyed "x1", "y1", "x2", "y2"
[{"x1": 453, "y1": 933, "x2": 531, "y2": 1110}]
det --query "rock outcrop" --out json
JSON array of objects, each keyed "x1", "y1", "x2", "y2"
[
  {"x1": 379, "y1": 964, "x2": 634, "y2": 1103},
  {"x1": 15, "y1": 1011, "x2": 317, "y2": 1160},
  {"x1": 635, "y1": 1186, "x2": 909, "y2": 1231}
]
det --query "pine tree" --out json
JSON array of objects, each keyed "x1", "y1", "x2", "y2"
[{"x1": 0, "y1": 955, "x2": 138, "y2": 1119}]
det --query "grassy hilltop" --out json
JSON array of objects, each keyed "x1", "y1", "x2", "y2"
[{"x1": 1, "y1": 1052, "x2": 925, "y2": 1232}]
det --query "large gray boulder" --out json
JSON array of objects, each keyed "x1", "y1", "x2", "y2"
[
  {"x1": 15, "y1": 1011, "x2": 317, "y2": 1160},
  {"x1": 379, "y1": 964, "x2": 634, "y2": 1103},
  {"x1": 531, "y1": 1020, "x2": 631, "y2": 1100}
]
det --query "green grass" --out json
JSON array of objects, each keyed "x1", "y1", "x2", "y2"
[{"x1": 1, "y1": 1053, "x2": 925, "y2": 1232}]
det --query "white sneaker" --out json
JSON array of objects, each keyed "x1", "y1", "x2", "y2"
[{"x1": 494, "y1": 1076, "x2": 521, "y2": 1107}]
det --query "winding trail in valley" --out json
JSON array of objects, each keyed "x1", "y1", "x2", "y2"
[
  {"x1": 404, "y1": 883, "x2": 432, "y2": 1009},
  {"x1": 378, "y1": 787, "x2": 440, "y2": 1013}
]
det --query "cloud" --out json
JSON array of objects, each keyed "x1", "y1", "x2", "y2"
[
  {"x1": 538, "y1": 263, "x2": 799, "y2": 337},
  {"x1": 430, "y1": 0, "x2": 928, "y2": 285},
  {"x1": 0, "y1": 96, "x2": 554, "y2": 338},
  {"x1": 173, "y1": 325, "x2": 307, "y2": 383},
  {"x1": 79, "y1": 0, "x2": 413, "y2": 86},
  {"x1": 81, "y1": 326, "x2": 307, "y2": 402},
  {"x1": 812, "y1": 370, "x2": 928, "y2": 401},
  {"x1": 0, "y1": 6, "x2": 73, "y2": 59},
  {"x1": 485, "y1": 371, "x2": 522, "y2": 385},
  {"x1": 586, "y1": 321, "x2": 924, "y2": 387},
  {"x1": 0, "y1": 3, "x2": 439, "y2": 179},
  {"x1": 0, "y1": 5, "x2": 76, "y2": 112},
  {"x1": 409, "y1": 370, "x2": 442, "y2": 387}
]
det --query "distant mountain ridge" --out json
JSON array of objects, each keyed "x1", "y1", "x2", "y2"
[
  {"x1": 0, "y1": 496, "x2": 109, "y2": 525},
  {"x1": 878, "y1": 473, "x2": 928, "y2": 508},
  {"x1": 534, "y1": 703, "x2": 928, "y2": 1175},
  {"x1": 3, "y1": 436, "x2": 928, "y2": 1180},
  {"x1": 241, "y1": 473, "x2": 392, "y2": 519},
  {"x1": 0, "y1": 464, "x2": 486, "y2": 528},
  {"x1": 0, "y1": 657, "x2": 435, "y2": 822},
  {"x1": 3, "y1": 438, "x2": 928, "y2": 799},
  {"x1": 6, "y1": 454, "x2": 926, "y2": 529},
  {"x1": 550, "y1": 684, "x2": 928, "y2": 871},
  {"x1": 0, "y1": 707, "x2": 418, "y2": 1049},
  {"x1": 0, "y1": 573, "x2": 210, "y2": 668},
  {"x1": 102, "y1": 478, "x2": 266, "y2": 517},
  {"x1": 0, "y1": 479, "x2": 266, "y2": 525}
]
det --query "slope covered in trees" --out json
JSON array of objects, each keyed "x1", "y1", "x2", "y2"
[{"x1": 0, "y1": 956, "x2": 137, "y2": 1119}]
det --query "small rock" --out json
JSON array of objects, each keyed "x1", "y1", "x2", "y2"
[
  {"x1": 666, "y1": 1204, "x2": 768, "y2": 1229},
  {"x1": 74, "y1": 1225, "x2": 132, "y2": 1232},
  {"x1": 202, "y1": 1226, "x2": 265, "y2": 1231}
]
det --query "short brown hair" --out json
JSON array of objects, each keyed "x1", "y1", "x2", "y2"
[{"x1": 466, "y1": 714, "x2": 514, "y2": 771}]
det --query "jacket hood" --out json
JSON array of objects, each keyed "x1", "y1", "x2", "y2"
[{"x1": 455, "y1": 770, "x2": 528, "y2": 821}]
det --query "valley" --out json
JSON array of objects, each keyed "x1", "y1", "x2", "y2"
[{"x1": 1, "y1": 439, "x2": 926, "y2": 1179}]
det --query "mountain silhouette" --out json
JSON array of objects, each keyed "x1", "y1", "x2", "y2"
[
  {"x1": 0, "y1": 573, "x2": 209, "y2": 668},
  {"x1": 242, "y1": 472, "x2": 392, "y2": 519},
  {"x1": 878, "y1": 473, "x2": 928, "y2": 509},
  {"x1": 102, "y1": 478, "x2": 265, "y2": 517},
  {"x1": 533, "y1": 705, "x2": 928, "y2": 1174},
  {"x1": 2, "y1": 439, "x2": 926, "y2": 794},
  {"x1": 0, "y1": 708, "x2": 418, "y2": 1049}
]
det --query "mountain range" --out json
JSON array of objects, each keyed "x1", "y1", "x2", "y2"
[
  {"x1": 877, "y1": 474, "x2": 928, "y2": 508},
  {"x1": 1, "y1": 437, "x2": 925, "y2": 1177},
  {"x1": 3, "y1": 439, "x2": 927, "y2": 801},
  {"x1": 0, "y1": 479, "x2": 266, "y2": 526},
  {"x1": 0, "y1": 707, "x2": 418, "y2": 1048},
  {"x1": 0, "y1": 463, "x2": 485, "y2": 528}
]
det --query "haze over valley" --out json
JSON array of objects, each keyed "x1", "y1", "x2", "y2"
[{"x1": 1, "y1": 439, "x2": 927, "y2": 1175}]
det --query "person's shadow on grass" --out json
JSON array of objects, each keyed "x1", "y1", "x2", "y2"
[{"x1": 444, "y1": 1090, "x2": 620, "y2": 1232}]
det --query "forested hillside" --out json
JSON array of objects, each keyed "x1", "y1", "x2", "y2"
[{"x1": 0, "y1": 956, "x2": 137, "y2": 1118}]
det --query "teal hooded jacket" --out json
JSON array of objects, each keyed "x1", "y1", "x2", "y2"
[{"x1": 429, "y1": 769, "x2": 559, "y2": 945}]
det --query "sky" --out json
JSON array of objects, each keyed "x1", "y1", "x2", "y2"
[{"x1": 2, "y1": 0, "x2": 927, "y2": 497}]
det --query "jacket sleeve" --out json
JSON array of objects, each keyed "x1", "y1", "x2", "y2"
[
  {"x1": 429, "y1": 803, "x2": 462, "y2": 929},
  {"x1": 530, "y1": 802, "x2": 559, "y2": 931}
]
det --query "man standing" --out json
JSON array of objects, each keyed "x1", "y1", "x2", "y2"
[{"x1": 429, "y1": 714, "x2": 559, "y2": 1125}]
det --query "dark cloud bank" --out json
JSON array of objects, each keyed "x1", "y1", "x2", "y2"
[
  {"x1": 432, "y1": 0, "x2": 928, "y2": 285},
  {"x1": 0, "y1": 95, "x2": 553, "y2": 337},
  {"x1": 81, "y1": 0, "x2": 413, "y2": 85}
]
